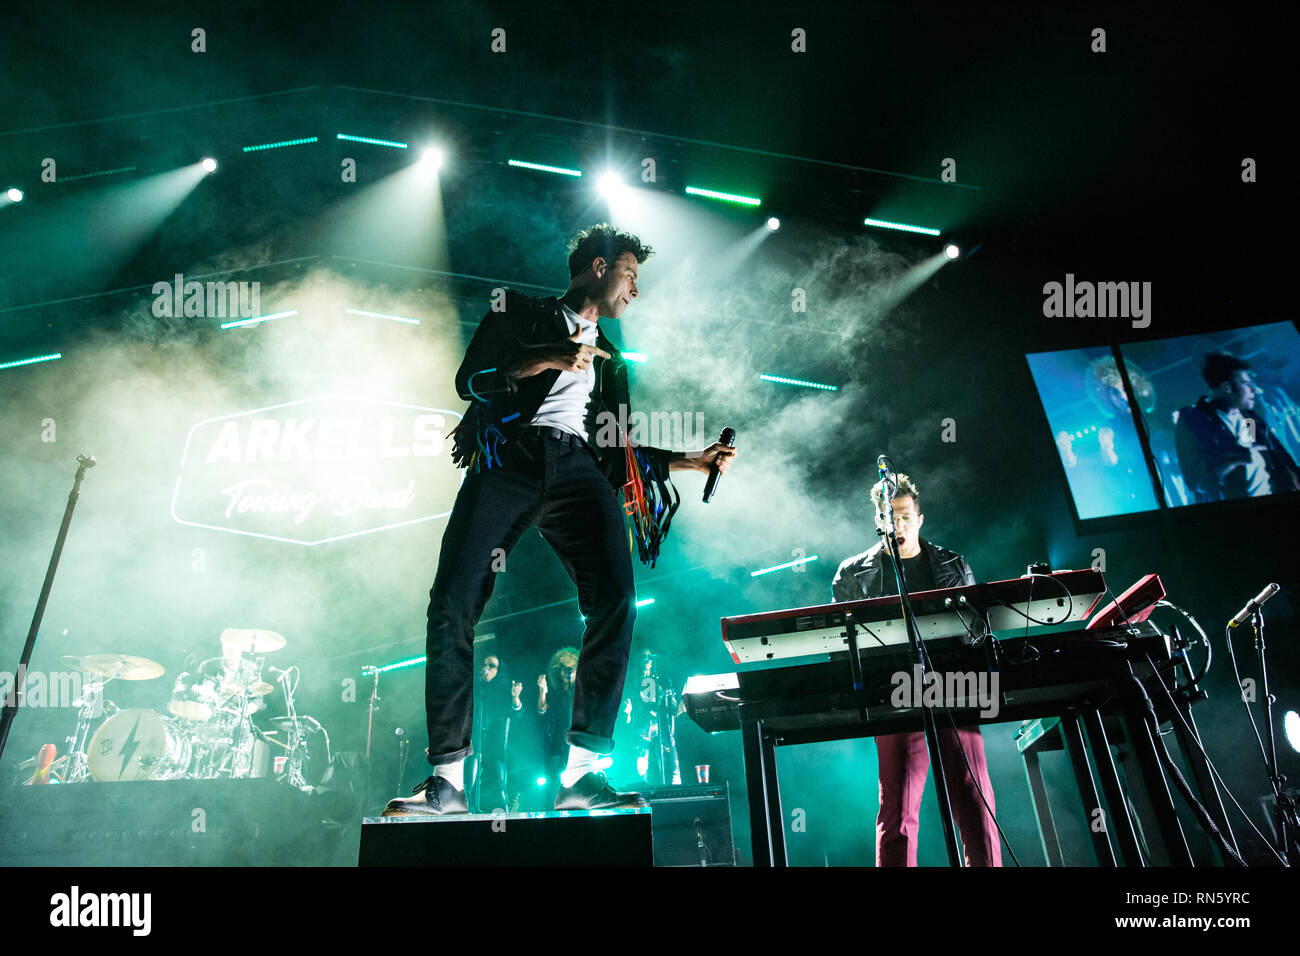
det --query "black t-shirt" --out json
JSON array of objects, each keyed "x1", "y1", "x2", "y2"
[{"x1": 880, "y1": 551, "x2": 936, "y2": 596}]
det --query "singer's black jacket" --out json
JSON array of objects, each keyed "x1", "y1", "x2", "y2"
[
  {"x1": 451, "y1": 289, "x2": 676, "y2": 496},
  {"x1": 830, "y1": 537, "x2": 976, "y2": 603}
]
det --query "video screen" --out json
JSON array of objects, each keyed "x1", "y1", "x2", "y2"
[
  {"x1": 1025, "y1": 346, "x2": 1161, "y2": 520},
  {"x1": 1120, "y1": 321, "x2": 1300, "y2": 507}
]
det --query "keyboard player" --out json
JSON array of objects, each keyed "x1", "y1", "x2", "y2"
[{"x1": 830, "y1": 472, "x2": 1003, "y2": 867}]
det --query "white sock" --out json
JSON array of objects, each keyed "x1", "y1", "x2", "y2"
[
  {"x1": 434, "y1": 759, "x2": 465, "y2": 791},
  {"x1": 560, "y1": 745, "x2": 599, "y2": 788}
]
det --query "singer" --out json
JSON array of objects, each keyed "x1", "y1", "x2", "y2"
[
  {"x1": 384, "y1": 224, "x2": 736, "y2": 816},
  {"x1": 831, "y1": 472, "x2": 1002, "y2": 866}
]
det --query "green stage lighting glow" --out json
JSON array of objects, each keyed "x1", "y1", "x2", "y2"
[
  {"x1": 862, "y1": 217, "x2": 941, "y2": 237},
  {"x1": 337, "y1": 134, "x2": 409, "y2": 149},
  {"x1": 219, "y1": 309, "x2": 299, "y2": 330},
  {"x1": 759, "y1": 374, "x2": 838, "y2": 391},
  {"x1": 0, "y1": 352, "x2": 62, "y2": 371},
  {"x1": 622, "y1": 351, "x2": 647, "y2": 363},
  {"x1": 635, "y1": 598, "x2": 655, "y2": 607},
  {"x1": 536, "y1": 776, "x2": 547, "y2": 787},
  {"x1": 375, "y1": 655, "x2": 427, "y2": 674},
  {"x1": 56, "y1": 166, "x2": 138, "y2": 183},
  {"x1": 751, "y1": 555, "x2": 819, "y2": 577},
  {"x1": 508, "y1": 159, "x2": 582, "y2": 177},
  {"x1": 685, "y1": 185, "x2": 761, "y2": 207},
  {"x1": 5, "y1": 187, "x2": 24, "y2": 203},
  {"x1": 346, "y1": 308, "x2": 421, "y2": 325},
  {"x1": 242, "y1": 137, "x2": 319, "y2": 153}
]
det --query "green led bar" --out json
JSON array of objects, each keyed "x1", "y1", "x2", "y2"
[
  {"x1": 220, "y1": 309, "x2": 299, "y2": 330},
  {"x1": 751, "y1": 555, "x2": 819, "y2": 577},
  {"x1": 508, "y1": 159, "x2": 582, "y2": 177},
  {"x1": 862, "y1": 217, "x2": 941, "y2": 237},
  {"x1": 336, "y1": 133, "x2": 409, "y2": 149},
  {"x1": 374, "y1": 655, "x2": 427, "y2": 674},
  {"x1": 242, "y1": 137, "x2": 319, "y2": 153},
  {"x1": 346, "y1": 308, "x2": 421, "y2": 325},
  {"x1": 685, "y1": 185, "x2": 761, "y2": 207},
  {"x1": 635, "y1": 597, "x2": 655, "y2": 607},
  {"x1": 0, "y1": 352, "x2": 62, "y2": 371},
  {"x1": 622, "y1": 351, "x2": 647, "y2": 363},
  {"x1": 57, "y1": 166, "x2": 137, "y2": 183},
  {"x1": 759, "y1": 374, "x2": 838, "y2": 391}
]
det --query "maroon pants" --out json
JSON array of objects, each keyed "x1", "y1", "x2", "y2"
[{"x1": 875, "y1": 727, "x2": 1002, "y2": 867}]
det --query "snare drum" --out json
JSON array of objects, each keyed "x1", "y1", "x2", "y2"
[{"x1": 88, "y1": 709, "x2": 192, "y2": 782}]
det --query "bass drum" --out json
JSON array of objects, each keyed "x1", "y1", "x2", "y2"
[{"x1": 89, "y1": 709, "x2": 192, "y2": 782}]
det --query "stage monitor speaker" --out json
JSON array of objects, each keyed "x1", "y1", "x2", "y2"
[{"x1": 641, "y1": 783, "x2": 736, "y2": 867}]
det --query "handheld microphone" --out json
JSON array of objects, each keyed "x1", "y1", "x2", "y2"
[
  {"x1": 1228, "y1": 583, "x2": 1280, "y2": 629},
  {"x1": 702, "y1": 427, "x2": 736, "y2": 503}
]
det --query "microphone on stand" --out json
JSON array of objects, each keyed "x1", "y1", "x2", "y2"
[
  {"x1": 1228, "y1": 583, "x2": 1280, "y2": 629},
  {"x1": 875, "y1": 455, "x2": 897, "y2": 530},
  {"x1": 702, "y1": 427, "x2": 736, "y2": 503}
]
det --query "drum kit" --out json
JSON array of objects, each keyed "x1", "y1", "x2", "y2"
[{"x1": 47, "y1": 628, "x2": 328, "y2": 788}]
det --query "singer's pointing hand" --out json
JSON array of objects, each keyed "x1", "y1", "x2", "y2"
[{"x1": 509, "y1": 331, "x2": 610, "y2": 380}]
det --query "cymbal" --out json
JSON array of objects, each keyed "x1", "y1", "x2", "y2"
[
  {"x1": 61, "y1": 653, "x2": 164, "y2": 681},
  {"x1": 219, "y1": 628, "x2": 287, "y2": 653}
]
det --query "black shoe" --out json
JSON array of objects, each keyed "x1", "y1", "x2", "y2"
[
  {"x1": 381, "y1": 775, "x2": 469, "y2": 817},
  {"x1": 554, "y1": 772, "x2": 649, "y2": 811}
]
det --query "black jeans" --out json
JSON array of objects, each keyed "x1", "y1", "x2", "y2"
[{"x1": 424, "y1": 428, "x2": 637, "y2": 765}]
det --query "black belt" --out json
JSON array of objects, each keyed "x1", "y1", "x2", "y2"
[{"x1": 523, "y1": 425, "x2": 588, "y2": 447}]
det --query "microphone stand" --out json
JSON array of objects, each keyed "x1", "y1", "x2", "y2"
[
  {"x1": 1252, "y1": 608, "x2": 1299, "y2": 865},
  {"x1": 877, "y1": 487, "x2": 963, "y2": 868},
  {"x1": 0, "y1": 455, "x2": 95, "y2": 768}
]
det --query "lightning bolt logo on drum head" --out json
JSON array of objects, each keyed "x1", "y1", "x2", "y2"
[{"x1": 119, "y1": 714, "x2": 143, "y2": 777}]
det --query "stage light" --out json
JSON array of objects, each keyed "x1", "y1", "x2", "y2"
[
  {"x1": 635, "y1": 597, "x2": 655, "y2": 607},
  {"x1": 508, "y1": 159, "x2": 582, "y2": 178},
  {"x1": 750, "y1": 555, "x2": 819, "y2": 577},
  {"x1": 1285, "y1": 710, "x2": 1300, "y2": 754},
  {"x1": 373, "y1": 655, "x2": 427, "y2": 674},
  {"x1": 536, "y1": 776, "x2": 547, "y2": 787},
  {"x1": 766, "y1": 216, "x2": 781, "y2": 232},
  {"x1": 6, "y1": 187, "x2": 25, "y2": 203},
  {"x1": 944, "y1": 242, "x2": 961, "y2": 260},
  {"x1": 337, "y1": 133, "x2": 408, "y2": 150},
  {"x1": 598, "y1": 172, "x2": 624, "y2": 198},
  {"x1": 0, "y1": 352, "x2": 61, "y2": 371},
  {"x1": 862, "y1": 217, "x2": 941, "y2": 237},
  {"x1": 622, "y1": 351, "x2": 648, "y2": 363},
  {"x1": 241, "y1": 137, "x2": 318, "y2": 153},
  {"x1": 201, "y1": 158, "x2": 218, "y2": 173},
  {"x1": 219, "y1": 309, "x2": 298, "y2": 330},
  {"x1": 417, "y1": 147, "x2": 444, "y2": 172},
  {"x1": 759, "y1": 373, "x2": 838, "y2": 391},
  {"x1": 345, "y1": 308, "x2": 421, "y2": 326},
  {"x1": 684, "y1": 185, "x2": 761, "y2": 207},
  {"x1": 53, "y1": 166, "x2": 137, "y2": 184}
]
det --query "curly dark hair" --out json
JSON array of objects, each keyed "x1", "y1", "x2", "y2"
[
  {"x1": 566, "y1": 223, "x2": 653, "y2": 279},
  {"x1": 1202, "y1": 352, "x2": 1251, "y2": 390}
]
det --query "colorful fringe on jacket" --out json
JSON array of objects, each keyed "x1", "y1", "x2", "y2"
[
  {"x1": 448, "y1": 401, "x2": 511, "y2": 473},
  {"x1": 622, "y1": 443, "x2": 680, "y2": 568}
]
